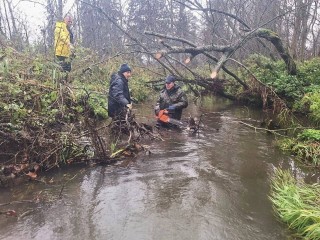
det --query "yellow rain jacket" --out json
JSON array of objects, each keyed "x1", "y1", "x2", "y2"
[{"x1": 54, "y1": 21, "x2": 71, "y2": 58}]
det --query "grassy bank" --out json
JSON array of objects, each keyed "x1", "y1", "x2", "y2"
[
  {"x1": 277, "y1": 129, "x2": 320, "y2": 166},
  {"x1": 270, "y1": 169, "x2": 320, "y2": 239}
]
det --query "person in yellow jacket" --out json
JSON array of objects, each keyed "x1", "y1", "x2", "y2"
[{"x1": 54, "y1": 16, "x2": 74, "y2": 72}]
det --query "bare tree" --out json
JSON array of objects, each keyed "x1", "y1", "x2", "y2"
[{"x1": 77, "y1": 0, "x2": 124, "y2": 53}]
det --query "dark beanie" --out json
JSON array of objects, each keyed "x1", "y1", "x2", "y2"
[
  {"x1": 119, "y1": 63, "x2": 132, "y2": 74},
  {"x1": 165, "y1": 75, "x2": 176, "y2": 84}
]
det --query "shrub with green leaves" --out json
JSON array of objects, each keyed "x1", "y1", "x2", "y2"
[
  {"x1": 270, "y1": 169, "x2": 320, "y2": 240},
  {"x1": 298, "y1": 57, "x2": 320, "y2": 85},
  {"x1": 295, "y1": 91, "x2": 320, "y2": 123},
  {"x1": 244, "y1": 55, "x2": 307, "y2": 102},
  {"x1": 298, "y1": 129, "x2": 320, "y2": 141},
  {"x1": 85, "y1": 92, "x2": 108, "y2": 119}
]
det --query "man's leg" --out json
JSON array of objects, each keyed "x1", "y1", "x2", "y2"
[{"x1": 56, "y1": 56, "x2": 71, "y2": 72}]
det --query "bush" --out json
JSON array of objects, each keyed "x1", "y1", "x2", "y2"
[
  {"x1": 298, "y1": 129, "x2": 320, "y2": 141},
  {"x1": 243, "y1": 55, "x2": 307, "y2": 103},
  {"x1": 298, "y1": 57, "x2": 320, "y2": 85},
  {"x1": 295, "y1": 91, "x2": 320, "y2": 123}
]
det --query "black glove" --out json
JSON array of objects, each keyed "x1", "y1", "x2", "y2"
[{"x1": 167, "y1": 105, "x2": 175, "y2": 113}]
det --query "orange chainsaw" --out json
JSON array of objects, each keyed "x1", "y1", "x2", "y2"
[{"x1": 156, "y1": 109, "x2": 184, "y2": 127}]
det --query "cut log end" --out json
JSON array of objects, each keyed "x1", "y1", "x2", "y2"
[
  {"x1": 155, "y1": 52, "x2": 162, "y2": 59},
  {"x1": 211, "y1": 71, "x2": 217, "y2": 79}
]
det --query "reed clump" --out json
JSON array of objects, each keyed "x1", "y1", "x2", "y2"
[{"x1": 270, "y1": 169, "x2": 320, "y2": 239}]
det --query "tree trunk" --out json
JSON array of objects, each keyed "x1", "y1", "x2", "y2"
[{"x1": 254, "y1": 29, "x2": 297, "y2": 75}]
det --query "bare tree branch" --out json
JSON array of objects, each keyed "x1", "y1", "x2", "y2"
[
  {"x1": 175, "y1": 0, "x2": 251, "y2": 29},
  {"x1": 145, "y1": 30, "x2": 249, "y2": 89},
  {"x1": 147, "y1": 27, "x2": 297, "y2": 76}
]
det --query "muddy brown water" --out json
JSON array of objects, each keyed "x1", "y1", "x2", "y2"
[{"x1": 0, "y1": 96, "x2": 317, "y2": 240}]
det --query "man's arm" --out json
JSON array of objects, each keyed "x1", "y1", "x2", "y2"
[
  {"x1": 111, "y1": 79, "x2": 129, "y2": 106},
  {"x1": 171, "y1": 91, "x2": 188, "y2": 110}
]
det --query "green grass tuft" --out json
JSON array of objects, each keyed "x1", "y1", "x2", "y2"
[{"x1": 270, "y1": 169, "x2": 320, "y2": 239}]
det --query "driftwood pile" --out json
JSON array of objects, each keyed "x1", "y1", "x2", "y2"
[{"x1": 0, "y1": 82, "x2": 160, "y2": 187}]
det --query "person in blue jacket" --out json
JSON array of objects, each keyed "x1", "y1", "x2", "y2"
[{"x1": 108, "y1": 64, "x2": 132, "y2": 121}]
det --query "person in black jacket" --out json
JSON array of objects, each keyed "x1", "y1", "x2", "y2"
[{"x1": 108, "y1": 63, "x2": 132, "y2": 122}]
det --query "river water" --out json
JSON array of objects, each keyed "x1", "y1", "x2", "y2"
[{"x1": 1, "y1": 96, "x2": 313, "y2": 240}]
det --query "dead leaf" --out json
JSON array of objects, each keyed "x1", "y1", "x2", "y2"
[
  {"x1": 185, "y1": 57, "x2": 191, "y2": 64},
  {"x1": 67, "y1": 159, "x2": 73, "y2": 164},
  {"x1": 33, "y1": 164, "x2": 40, "y2": 172},
  {"x1": 134, "y1": 143, "x2": 142, "y2": 151},
  {"x1": 15, "y1": 163, "x2": 29, "y2": 172},
  {"x1": 26, "y1": 171, "x2": 37, "y2": 179},
  {"x1": 123, "y1": 151, "x2": 132, "y2": 156},
  {"x1": 22, "y1": 152, "x2": 29, "y2": 162},
  {"x1": 5, "y1": 210, "x2": 17, "y2": 217}
]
